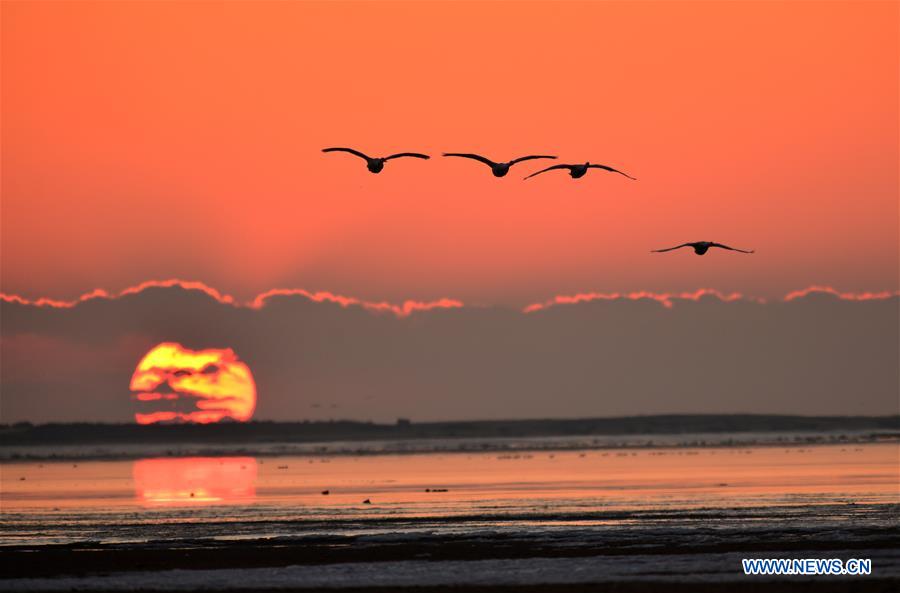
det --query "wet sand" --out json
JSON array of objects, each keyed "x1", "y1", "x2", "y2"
[
  {"x1": 2, "y1": 527, "x2": 900, "y2": 578},
  {"x1": 3, "y1": 546, "x2": 899, "y2": 592}
]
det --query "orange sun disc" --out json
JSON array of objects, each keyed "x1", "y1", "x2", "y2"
[{"x1": 130, "y1": 342, "x2": 256, "y2": 424}]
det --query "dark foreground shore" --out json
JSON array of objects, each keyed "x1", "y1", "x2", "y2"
[
  {"x1": 120, "y1": 584, "x2": 900, "y2": 593},
  {"x1": 4, "y1": 533, "x2": 900, "y2": 579},
  {"x1": 2, "y1": 555, "x2": 898, "y2": 593},
  {"x1": 2, "y1": 525, "x2": 899, "y2": 592}
]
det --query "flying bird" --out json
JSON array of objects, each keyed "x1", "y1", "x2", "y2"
[
  {"x1": 524, "y1": 162, "x2": 636, "y2": 181},
  {"x1": 322, "y1": 147, "x2": 430, "y2": 173},
  {"x1": 443, "y1": 153, "x2": 557, "y2": 177},
  {"x1": 651, "y1": 241, "x2": 754, "y2": 255}
]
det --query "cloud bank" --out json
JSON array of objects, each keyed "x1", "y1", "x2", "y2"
[{"x1": 1, "y1": 281, "x2": 897, "y2": 423}]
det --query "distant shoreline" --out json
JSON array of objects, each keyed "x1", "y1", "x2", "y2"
[
  {"x1": 2, "y1": 414, "x2": 898, "y2": 444},
  {"x1": 1, "y1": 414, "x2": 897, "y2": 462}
]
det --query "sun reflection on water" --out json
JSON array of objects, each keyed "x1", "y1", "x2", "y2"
[{"x1": 132, "y1": 457, "x2": 257, "y2": 506}]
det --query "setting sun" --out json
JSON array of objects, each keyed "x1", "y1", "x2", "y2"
[{"x1": 130, "y1": 343, "x2": 256, "y2": 424}]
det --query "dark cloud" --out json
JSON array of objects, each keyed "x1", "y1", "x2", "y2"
[{"x1": 1, "y1": 285, "x2": 897, "y2": 423}]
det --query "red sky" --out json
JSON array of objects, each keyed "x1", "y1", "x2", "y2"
[{"x1": 2, "y1": 0, "x2": 897, "y2": 306}]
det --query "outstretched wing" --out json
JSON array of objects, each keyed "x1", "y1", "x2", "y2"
[
  {"x1": 385, "y1": 152, "x2": 430, "y2": 160},
  {"x1": 651, "y1": 243, "x2": 694, "y2": 253},
  {"x1": 443, "y1": 153, "x2": 496, "y2": 167},
  {"x1": 586, "y1": 163, "x2": 637, "y2": 180},
  {"x1": 709, "y1": 242, "x2": 754, "y2": 254},
  {"x1": 524, "y1": 164, "x2": 571, "y2": 180},
  {"x1": 322, "y1": 147, "x2": 371, "y2": 161},
  {"x1": 508, "y1": 155, "x2": 557, "y2": 166}
]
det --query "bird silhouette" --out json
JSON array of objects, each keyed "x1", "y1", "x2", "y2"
[
  {"x1": 524, "y1": 162, "x2": 636, "y2": 181},
  {"x1": 322, "y1": 147, "x2": 430, "y2": 173},
  {"x1": 443, "y1": 153, "x2": 556, "y2": 177},
  {"x1": 651, "y1": 241, "x2": 754, "y2": 255}
]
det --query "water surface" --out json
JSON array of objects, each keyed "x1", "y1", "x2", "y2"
[{"x1": 2, "y1": 442, "x2": 897, "y2": 547}]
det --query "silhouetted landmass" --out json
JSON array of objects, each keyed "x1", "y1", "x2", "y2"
[{"x1": 1, "y1": 414, "x2": 897, "y2": 446}]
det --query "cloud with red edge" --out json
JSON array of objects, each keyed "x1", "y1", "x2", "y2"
[
  {"x1": 1, "y1": 279, "x2": 896, "y2": 424},
  {"x1": 1, "y1": 279, "x2": 896, "y2": 315}
]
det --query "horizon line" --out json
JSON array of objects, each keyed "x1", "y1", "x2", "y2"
[{"x1": 5, "y1": 411, "x2": 899, "y2": 429}]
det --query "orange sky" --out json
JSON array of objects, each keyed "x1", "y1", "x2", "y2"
[{"x1": 2, "y1": 0, "x2": 897, "y2": 305}]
